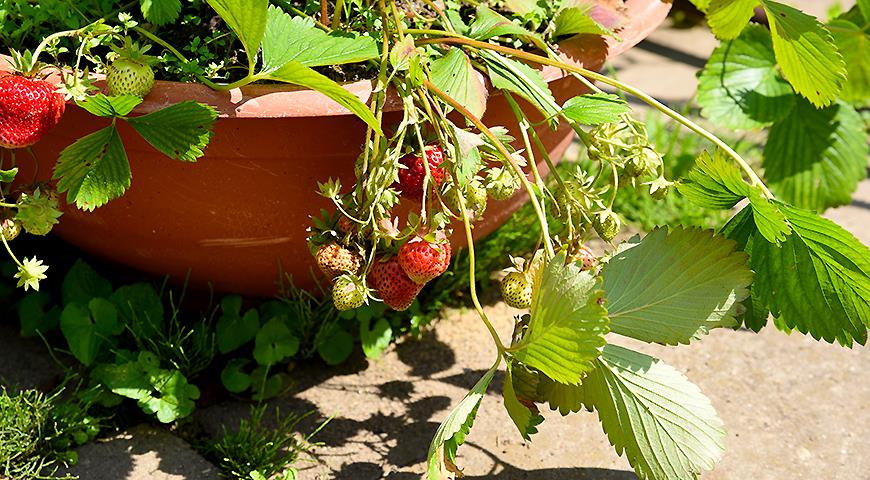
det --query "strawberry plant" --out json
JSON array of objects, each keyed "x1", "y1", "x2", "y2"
[{"x1": 2, "y1": 0, "x2": 869, "y2": 479}]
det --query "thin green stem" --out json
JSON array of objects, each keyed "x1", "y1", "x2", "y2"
[
  {"x1": 30, "y1": 28, "x2": 83, "y2": 69},
  {"x1": 1, "y1": 234, "x2": 22, "y2": 268},
  {"x1": 424, "y1": 79, "x2": 555, "y2": 258},
  {"x1": 0, "y1": 202, "x2": 16, "y2": 208},
  {"x1": 503, "y1": 93, "x2": 545, "y2": 190},
  {"x1": 416, "y1": 36, "x2": 773, "y2": 198},
  {"x1": 457, "y1": 190, "x2": 506, "y2": 354}
]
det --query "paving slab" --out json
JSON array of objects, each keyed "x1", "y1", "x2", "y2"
[
  {"x1": 63, "y1": 424, "x2": 220, "y2": 480},
  {"x1": 0, "y1": 322, "x2": 62, "y2": 390}
]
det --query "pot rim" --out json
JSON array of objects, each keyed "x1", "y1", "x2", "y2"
[{"x1": 1, "y1": 0, "x2": 670, "y2": 119}]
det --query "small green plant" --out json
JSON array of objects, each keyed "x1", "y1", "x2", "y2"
[
  {"x1": 200, "y1": 404, "x2": 327, "y2": 480},
  {"x1": 0, "y1": 385, "x2": 99, "y2": 480}
]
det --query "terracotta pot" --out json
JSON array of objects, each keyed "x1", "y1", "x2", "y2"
[{"x1": 4, "y1": 0, "x2": 670, "y2": 296}]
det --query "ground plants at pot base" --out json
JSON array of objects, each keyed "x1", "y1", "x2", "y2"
[{"x1": 2, "y1": 0, "x2": 869, "y2": 479}]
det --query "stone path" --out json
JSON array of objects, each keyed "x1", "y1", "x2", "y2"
[{"x1": 2, "y1": 6, "x2": 868, "y2": 480}]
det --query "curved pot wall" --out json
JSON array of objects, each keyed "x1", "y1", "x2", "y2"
[{"x1": 5, "y1": 0, "x2": 670, "y2": 296}]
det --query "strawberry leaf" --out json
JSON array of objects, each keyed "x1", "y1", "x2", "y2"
[
  {"x1": 503, "y1": 363, "x2": 544, "y2": 440},
  {"x1": 430, "y1": 48, "x2": 488, "y2": 119},
  {"x1": 828, "y1": 18, "x2": 870, "y2": 103},
  {"x1": 514, "y1": 252, "x2": 609, "y2": 385},
  {"x1": 260, "y1": 7, "x2": 378, "y2": 72},
  {"x1": 53, "y1": 125, "x2": 131, "y2": 211},
  {"x1": 581, "y1": 345, "x2": 726, "y2": 480},
  {"x1": 467, "y1": 6, "x2": 535, "y2": 41},
  {"x1": 77, "y1": 94, "x2": 142, "y2": 118},
  {"x1": 763, "y1": 99, "x2": 868, "y2": 211},
  {"x1": 760, "y1": 0, "x2": 846, "y2": 107},
  {"x1": 480, "y1": 49, "x2": 560, "y2": 124},
  {"x1": 427, "y1": 367, "x2": 495, "y2": 480},
  {"x1": 126, "y1": 101, "x2": 217, "y2": 162},
  {"x1": 561, "y1": 92, "x2": 630, "y2": 126},
  {"x1": 677, "y1": 149, "x2": 749, "y2": 209},
  {"x1": 602, "y1": 228, "x2": 752, "y2": 345},
  {"x1": 696, "y1": 24, "x2": 796, "y2": 130},
  {"x1": 261, "y1": 61, "x2": 382, "y2": 135},
  {"x1": 751, "y1": 204, "x2": 870, "y2": 346},
  {"x1": 706, "y1": 0, "x2": 758, "y2": 39},
  {"x1": 205, "y1": 0, "x2": 268, "y2": 69},
  {"x1": 553, "y1": 7, "x2": 613, "y2": 38},
  {"x1": 140, "y1": 0, "x2": 182, "y2": 26}
]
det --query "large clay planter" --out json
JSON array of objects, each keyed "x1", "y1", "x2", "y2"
[{"x1": 5, "y1": 0, "x2": 670, "y2": 296}]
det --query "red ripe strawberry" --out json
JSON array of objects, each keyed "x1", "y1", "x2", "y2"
[
  {"x1": 398, "y1": 232, "x2": 451, "y2": 284},
  {"x1": 0, "y1": 75, "x2": 65, "y2": 149},
  {"x1": 396, "y1": 145, "x2": 445, "y2": 200},
  {"x1": 368, "y1": 256, "x2": 423, "y2": 311}
]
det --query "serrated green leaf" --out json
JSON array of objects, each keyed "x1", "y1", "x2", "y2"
[
  {"x1": 676, "y1": 149, "x2": 748, "y2": 209},
  {"x1": 553, "y1": 7, "x2": 612, "y2": 38},
  {"x1": 77, "y1": 94, "x2": 142, "y2": 117},
  {"x1": 15, "y1": 188, "x2": 62, "y2": 236},
  {"x1": 480, "y1": 49, "x2": 560, "y2": 123},
  {"x1": 62, "y1": 260, "x2": 112, "y2": 306},
  {"x1": 706, "y1": 0, "x2": 758, "y2": 39},
  {"x1": 581, "y1": 345, "x2": 726, "y2": 480},
  {"x1": 467, "y1": 6, "x2": 533, "y2": 40},
  {"x1": 561, "y1": 92, "x2": 630, "y2": 125},
  {"x1": 536, "y1": 375, "x2": 584, "y2": 416},
  {"x1": 140, "y1": 0, "x2": 181, "y2": 26},
  {"x1": 603, "y1": 227, "x2": 752, "y2": 345},
  {"x1": 761, "y1": 0, "x2": 845, "y2": 107},
  {"x1": 427, "y1": 367, "x2": 495, "y2": 480},
  {"x1": 53, "y1": 125, "x2": 130, "y2": 211},
  {"x1": 127, "y1": 101, "x2": 217, "y2": 162},
  {"x1": 261, "y1": 61, "x2": 381, "y2": 134},
  {"x1": 720, "y1": 207, "x2": 771, "y2": 332},
  {"x1": 752, "y1": 204, "x2": 870, "y2": 346},
  {"x1": 503, "y1": 364, "x2": 544, "y2": 441},
  {"x1": 110, "y1": 283, "x2": 164, "y2": 338},
  {"x1": 260, "y1": 8, "x2": 378, "y2": 71},
  {"x1": 763, "y1": 99, "x2": 867, "y2": 211},
  {"x1": 216, "y1": 296, "x2": 260, "y2": 354},
  {"x1": 829, "y1": 19, "x2": 870, "y2": 102},
  {"x1": 747, "y1": 187, "x2": 790, "y2": 244},
  {"x1": 253, "y1": 317, "x2": 299, "y2": 366},
  {"x1": 696, "y1": 24, "x2": 796, "y2": 129},
  {"x1": 429, "y1": 48, "x2": 487, "y2": 119},
  {"x1": 221, "y1": 358, "x2": 253, "y2": 393},
  {"x1": 206, "y1": 0, "x2": 268, "y2": 67},
  {"x1": 360, "y1": 317, "x2": 392, "y2": 359},
  {"x1": 514, "y1": 252, "x2": 609, "y2": 385}
]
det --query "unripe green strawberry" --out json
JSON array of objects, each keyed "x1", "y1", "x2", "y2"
[
  {"x1": 332, "y1": 274, "x2": 366, "y2": 311},
  {"x1": 485, "y1": 167, "x2": 520, "y2": 201},
  {"x1": 593, "y1": 209, "x2": 620, "y2": 242},
  {"x1": 466, "y1": 179, "x2": 488, "y2": 220},
  {"x1": 107, "y1": 39, "x2": 156, "y2": 97},
  {"x1": 501, "y1": 271, "x2": 532, "y2": 309}
]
